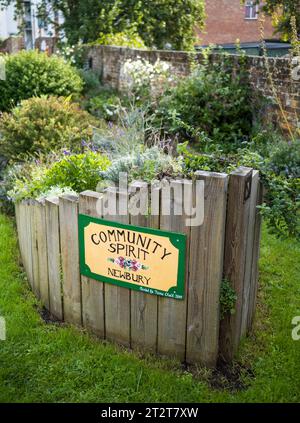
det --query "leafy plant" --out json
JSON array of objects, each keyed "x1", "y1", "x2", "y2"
[
  {"x1": 4, "y1": 0, "x2": 205, "y2": 50},
  {"x1": 0, "y1": 50, "x2": 83, "y2": 111},
  {"x1": 96, "y1": 29, "x2": 147, "y2": 49},
  {"x1": 101, "y1": 146, "x2": 183, "y2": 184},
  {"x1": 78, "y1": 69, "x2": 102, "y2": 96},
  {"x1": 6, "y1": 150, "x2": 110, "y2": 202},
  {"x1": 178, "y1": 141, "x2": 300, "y2": 240},
  {"x1": 44, "y1": 151, "x2": 111, "y2": 193},
  {"x1": 259, "y1": 174, "x2": 299, "y2": 239},
  {"x1": 93, "y1": 105, "x2": 162, "y2": 158},
  {"x1": 36, "y1": 186, "x2": 78, "y2": 201},
  {"x1": 155, "y1": 57, "x2": 253, "y2": 152},
  {"x1": 87, "y1": 90, "x2": 126, "y2": 121},
  {"x1": 0, "y1": 96, "x2": 97, "y2": 161},
  {"x1": 266, "y1": 139, "x2": 300, "y2": 179},
  {"x1": 220, "y1": 279, "x2": 237, "y2": 320}
]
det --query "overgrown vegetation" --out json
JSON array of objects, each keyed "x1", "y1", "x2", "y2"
[
  {"x1": 5, "y1": 150, "x2": 110, "y2": 203},
  {"x1": 155, "y1": 57, "x2": 253, "y2": 152}
]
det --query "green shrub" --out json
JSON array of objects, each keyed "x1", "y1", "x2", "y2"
[
  {"x1": 96, "y1": 30, "x2": 147, "y2": 49},
  {"x1": 259, "y1": 174, "x2": 299, "y2": 240},
  {"x1": 78, "y1": 69, "x2": 102, "y2": 95},
  {"x1": 0, "y1": 96, "x2": 97, "y2": 161},
  {"x1": 0, "y1": 50, "x2": 83, "y2": 111},
  {"x1": 155, "y1": 59, "x2": 253, "y2": 152},
  {"x1": 178, "y1": 143, "x2": 299, "y2": 239},
  {"x1": 45, "y1": 151, "x2": 111, "y2": 193},
  {"x1": 7, "y1": 150, "x2": 111, "y2": 202},
  {"x1": 87, "y1": 90, "x2": 126, "y2": 121},
  {"x1": 266, "y1": 139, "x2": 300, "y2": 178}
]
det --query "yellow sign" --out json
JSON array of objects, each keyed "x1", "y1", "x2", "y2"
[{"x1": 79, "y1": 215, "x2": 186, "y2": 299}]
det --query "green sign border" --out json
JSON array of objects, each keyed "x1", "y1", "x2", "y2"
[{"x1": 78, "y1": 214, "x2": 186, "y2": 300}]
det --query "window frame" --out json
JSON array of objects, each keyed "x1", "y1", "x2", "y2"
[{"x1": 244, "y1": 1, "x2": 259, "y2": 20}]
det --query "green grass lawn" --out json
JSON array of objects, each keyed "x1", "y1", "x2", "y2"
[{"x1": 0, "y1": 213, "x2": 299, "y2": 403}]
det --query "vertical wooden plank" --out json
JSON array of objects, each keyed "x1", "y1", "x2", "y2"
[
  {"x1": 59, "y1": 195, "x2": 82, "y2": 325},
  {"x1": 240, "y1": 171, "x2": 259, "y2": 337},
  {"x1": 30, "y1": 200, "x2": 41, "y2": 299},
  {"x1": 247, "y1": 180, "x2": 263, "y2": 332},
  {"x1": 15, "y1": 202, "x2": 24, "y2": 268},
  {"x1": 219, "y1": 167, "x2": 253, "y2": 362},
  {"x1": 103, "y1": 188, "x2": 131, "y2": 347},
  {"x1": 24, "y1": 200, "x2": 34, "y2": 288},
  {"x1": 45, "y1": 197, "x2": 63, "y2": 320},
  {"x1": 15, "y1": 202, "x2": 21, "y2": 256},
  {"x1": 79, "y1": 190, "x2": 105, "y2": 337},
  {"x1": 157, "y1": 179, "x2": 191, "y2": 361},
  {"x1": 25, "y1": 200, "x2": 34, "y2": 289},
  {"x1": 35, "y1": 200, "x2": 50, "y2": 309},
  {"x1": 129, "y1": 181, "x2": 159, "y2": 352},
  {"x1": 186, "y1": 172, "x2": 228, "y2": 367}
]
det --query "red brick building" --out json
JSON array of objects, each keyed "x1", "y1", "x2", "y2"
[{"x1": 197, "y1": 0, "x2": 276, "y2": 45}]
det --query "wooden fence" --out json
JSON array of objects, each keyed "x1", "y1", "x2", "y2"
[{"x1": 15, "y1": 167, "x2": 262, "y2": 367}]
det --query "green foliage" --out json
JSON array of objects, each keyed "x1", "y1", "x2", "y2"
[
  {"x1": 155, "y1": 58, "x2": 253, "y2": 152},
  {"x1": 177, "y1": 142, "x2": 227, "y2": 176},
  {"x1": 0, "y1": 50, "x2": 83, "y2": 111},
  {"x1": 101, "y1": 146, "x2": 183, "y2": 184},
  {"x1": 178, "y1": 140, "x2": 300, "y2": 240},
  {"x1": 92, "y1": 106, "x2": 160, "y2": 158},
  {"x1": 87, "y1": 90, "x2": 126, "y2": 121},
  {"x1": 96, "y1": 29, "x2": 147, "y2": 49},
  {"x1": 44, "y1": 151, "x2": 111, "y2": 193},
  {"x1": 0, "y1": 96, "x2": 96, "y2": 161},
  {"x1": 55, "y1": 42, "x2": 88, "y2": 68},
  {"x1": 266, "y1": 139, "x2": 300, "y2": 179},
  {"x1": 7, "y1": 151, "x2": 111, "y2": 202},
  {"x1": 0, "y1": 0, "x2": 205, "y2": 50},
  {"x1": 259, "y1": 175, "x2": 299, "y2": 240},
  {"x1": 260, "y1": 139, "x2": 300, "y2": 239},
  {"x1": 220, "y1": 279, "x2": 237, "y2": 320},
  {"x1": 78, "y1": 69, "x2": 102, "y2": 95},
  {"x1": 260, "y1": 0, "x2": 300, "y2": 40}
]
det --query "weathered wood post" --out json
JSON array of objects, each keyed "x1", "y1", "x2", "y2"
[
  {"x1": 59, "y1": 195, "x2": 81, "y2": 325},
  {"x1": 129, "y1": 181, "x2": 159, "y2": 352},
  {"x1": 79, "y1": 190, "x2": 105, "y2": 337},
  {"x1": 45, "y1": 197, "x2": 63, "y2": 320},
  {"x1": 186, "y1": 171, "x2": 228, "y2": 367}
]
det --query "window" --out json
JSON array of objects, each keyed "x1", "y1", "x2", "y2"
[{"x1": 245, "y1": 1, "x2": 259, "y2": 20}]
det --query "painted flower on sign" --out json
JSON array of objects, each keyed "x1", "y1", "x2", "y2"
[{"x1": 108, "y1": 257, "x2": 148, "y2": 272}]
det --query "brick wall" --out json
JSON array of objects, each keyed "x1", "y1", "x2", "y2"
[
  {"x1": 197, "y1": 0, "x2": 275, "y2": 45},
  {"x1": 86, "y1": 45, "x2": 299, "y2": 133}
]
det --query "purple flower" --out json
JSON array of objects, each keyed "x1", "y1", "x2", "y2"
[
  {"x1": 63, "y1": 149, "x2": 71, "y2": 156},
  {"x1": 91, "y1": 144, "x2": 98, "y2": 152}
]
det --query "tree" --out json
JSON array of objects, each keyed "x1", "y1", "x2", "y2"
[{"x1": 0, "y1": 0, "x2": 205, "y2": 50}]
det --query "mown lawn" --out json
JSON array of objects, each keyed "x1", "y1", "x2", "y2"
[{"x1": 0, "y1": 213, "x2": 299, "y2": 403}]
